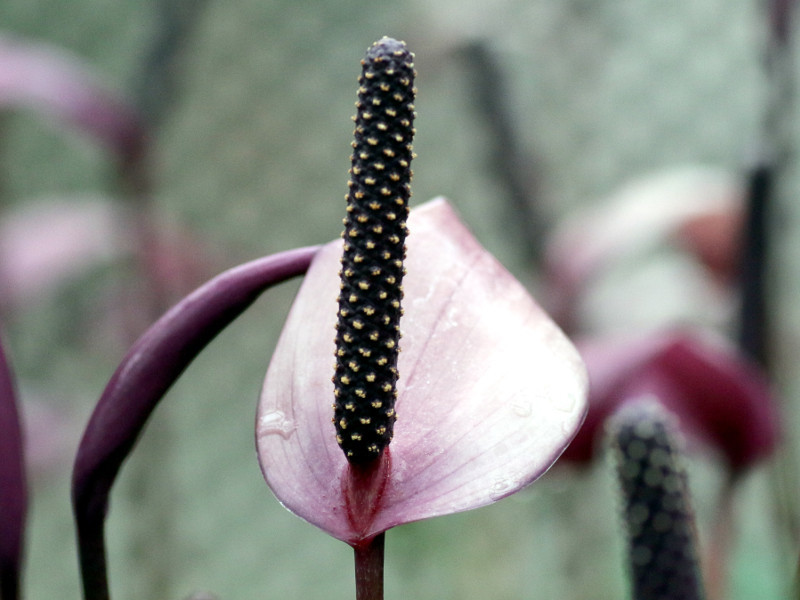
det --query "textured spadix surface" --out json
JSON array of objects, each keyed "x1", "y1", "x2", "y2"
[{"x1": 257, "y1": 198, "x2": 587, "y2": 544}]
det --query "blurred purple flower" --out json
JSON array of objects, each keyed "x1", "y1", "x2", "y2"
[
  {"x1": 562, "y1": 329, "x2": 777, "y2": 471},
  {"x1": 0, "y1": 34, "x2": 145, "y2": 162},
  {"x1": 257, "y1": 199, "x2": 588, "y2": 546}
]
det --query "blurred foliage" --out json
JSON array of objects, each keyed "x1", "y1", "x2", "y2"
[{"x1": 0, "y1": 1, "x2": 798, "y2": 599}]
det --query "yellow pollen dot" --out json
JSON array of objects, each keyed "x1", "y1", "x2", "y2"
[
  {"x1": 353, "y1": 253, "x2": 364, "y2": 261},
  {"x1": 389, "y1": 173, "x2": 400, "y2": 182},
  {"x1": 383, "y1": 148, "x2": 395, "y2": 157},
  {"x1": 371, "y1": 98, "x2": 381, "y2": 106},
  {"x1": 353, "y1": 320, "x2": 364, "y2": 330},
  {"x1": 367, "y1": 138, "x2": 378, "y2": 146},
  {"x1": 380, "y1": 188, "x2": 391, "y2": 196},
  {"x1": 374, "y1": 162, "x2": 385, "y2": 170},
  {"x1": 386, "y1": 276, "x2": 396, "y2": 284},
  {"x1": 370, "y1": 331, "x2": 380, "y2": 341},
  {"x1": 377, "y1": 123, "x2": 388, "y2": 131},
  {"x1": 359, "y1": 152, "x2": 369, "y2": 159},
  {"x1": 378, "y1": 291, "x2": 388, "y2": 299},
  {"x1": 376, "y1": 426, "x2": 386, "y2": 435},
  {"x1": 380, "y1": 83, "x2": 390, "y2": 92},
  {"x1": 339, "y1": 419, "x2": 348, "y2": 429},
  {"x1": 382, "y1": 383, "x2": 392, "y2": 392},
  {"x1": 386, "y1": 408, "x2": 396, "y2": 418},
  {"x1": 369, "y1": 201, "x2": 381, "y2": 210},
  {"x1": 351, "y1": 433, "x2": 362, "y2": 441},
  {"x1": 355, "y1": 191, "x2": 365, "y2": 199},
  {"x1": 394, "y1": 134, "x2": 404, "y2": 142},
  {"x1": 368, "y1": 444, "x2": 379, "y2": 453},
  {"x1": 366, "y1": 373, "x2": 376, "y2": 382},
  {"x1": 360, "y1": 417, "x2": 371, "y2": 425},
  {"x1": 348, "y1": 361, "x2": 359, "y2": 371},
  {"x1": 363, "y1": 306, "x2": 375, "y2": 315},
  {"x1": 362, "y1": 112, "x2": 373, "y2": 120},
  {"x1": 364, "y1": 177, "x2": 376, "y2": 185},
  {"x1": 358, "y1": 281, "x2": 370, "y2": 290},
  {"x1": 386, "y1": 340, "x2": 396, "y2": 349},
  {"x1": 377, "y1": 357, "x2": 388, "y2": 365},
  {"x1": 387, "y1": 212, "x2": 397, "y2": 220},
  {"x1": 385, "y1": 108, "x2": 397, "y2": 116},
  {"x1": 344, "y1": 268, "x2": 354, "y2": 277},
  {"x1": 371, "y1": 400, "x2": 383, "y2": 408},
  {"x1": 373, "y1": 225, "x2": 383, "y2": 234},
  {"x1": 359, "y1": 348, "x2": 372, "y2": 357},
  {"x1": 366, "y1": 241, "x2": 376, "y2": 249},
  {"x1": 349, "y1": 294, "x2": 358, "y2": 302},
  {"x1": 352, "y1": 166, "x2": 362, "y2": 174},
  {"x1": 340, "y1": 375, "x2": 351, "y2": 385},
  {"x1": 336, "y1": 435, "x2": 343, "y2": 444},
  {"x1": 345, "y1": 402, "x2": 355, "y2": 411},
  {"x1": 348, "y1": 229, "x2": 359, "y2": 238},
  {"x1": 355, "y1": 389, "x2": 366, "y2": 398}
]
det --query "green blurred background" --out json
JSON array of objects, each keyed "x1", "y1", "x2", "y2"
[{"x1": 1, "y1": 1, "x2": 798, "y2": 599}]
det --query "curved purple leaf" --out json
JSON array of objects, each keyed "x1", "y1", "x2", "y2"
[{"x1": 71, "y1": 245, "x2": 318, "y2": 600}]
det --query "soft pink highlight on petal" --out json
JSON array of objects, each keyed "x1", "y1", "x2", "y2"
[{"x1": 257, "y1": 198, "x2": 587, "y2": 544}]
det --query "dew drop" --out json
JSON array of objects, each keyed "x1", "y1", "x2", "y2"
[
  {"x1": 489, "y1": 474, "x2": 520, "y2": 501},
  {"x1": 258, "y1": 411, "x2": 295, "y2": 440},
  {"x1": 511, "y1": 401, "x2": 532, "y2": 418}
]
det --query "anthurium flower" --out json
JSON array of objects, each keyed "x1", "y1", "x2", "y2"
[
  {"x1": 256, "y1": 198, "x2": 588, "y2": 545},
  {"x1": 562, "y1": 329, "x2": 777, "y2": 471},
  {"x1": 543, "y1": 168, "x2": 743, "y2": 333}
]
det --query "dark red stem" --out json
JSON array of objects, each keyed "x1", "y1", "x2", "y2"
[
  {"x1": 0, "y1": 338, "x2": 26, "y2": 600},
  {"x1": 71, "y1": 245, "x2": 318, "y2": 600},
  {"x1": 354, "y1": 533, "x2": 385, "y2": 600}
]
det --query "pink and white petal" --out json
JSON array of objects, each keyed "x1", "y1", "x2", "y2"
[{"x1": 257, "y1": 198, "x2": 587, "y2": 542}]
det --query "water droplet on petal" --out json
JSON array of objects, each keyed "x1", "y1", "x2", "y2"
[
  {"x1": 511, "y1": 401, "x2": 532, "y2": 418},
  {"x1": 489, "y1": 473, "x2": 521, "y2": 501},
  {"x1": 258, "y1": 411, "x2": 295, "y2": 440}
]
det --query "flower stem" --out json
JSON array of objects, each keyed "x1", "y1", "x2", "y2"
[{"x1": 353, "y1": 533, "x2": 385, "y2": 600}]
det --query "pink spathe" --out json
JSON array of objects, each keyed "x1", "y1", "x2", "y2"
[{"x1": 257, "y1": 198, "x2": 588, "y2": 545}]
